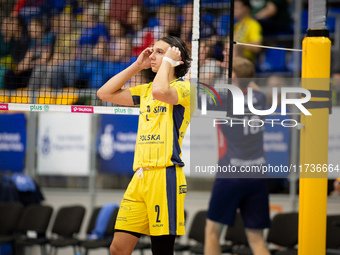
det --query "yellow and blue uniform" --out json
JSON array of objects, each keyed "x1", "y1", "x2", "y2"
[
  {"x1": 234, "y1": 15, "x2": 262, "y2": 62},
  {"x1": 115, "y1": 78, "x2": 195, "y2": 236}
]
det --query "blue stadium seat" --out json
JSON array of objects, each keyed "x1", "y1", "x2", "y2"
[
  {"x1": 146, "y1": 16, "x2": 159, "y2": 28},
  {"x1": 258, "y1": 48, "x2": 288, "y2": 73},
  {"x1": 301, "y1": 9, "x2": 308, "y2": 33},
  {"x1": 143, "y1": 0, "x2": 169, "y2": 10},
  {"x1": 286, "y1": 51, "x2": 302, "y2": 73},
  {"x1": 170, "y1": 0, "x2": 192, "y2": 7},
  {"x1": 202, "y1": 13, "x2": 215, "y2": 26},
  {"x1": 143, "y1": 0, "x2": 192, "y2": 9},
  {"x1": 216, "y1": 13, "x2": 231, "y2": 38},
  {"x1": 327, "y1": 8, "x2": 340, "y2": 33},
  {"x1": 201, "y1": 0, "x2": 230, "y2": 9}
]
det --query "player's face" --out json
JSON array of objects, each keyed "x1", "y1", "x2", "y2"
[{"x1": 149, "y1": 40, "x2": 171, "y2": 72}]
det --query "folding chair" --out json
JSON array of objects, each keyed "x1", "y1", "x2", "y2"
[
  {"x1": 266, "y1": 212, "x2": 298, "y2": 254},
  {"x1": 178, "y1": 210, "x2": 207, "y2": 255},
  {"x1": 223, "y1": 212, "x2": 249, "y2": 254},
  {"x1": 48, "y1": 205, "x2": 86, "y2": 255},
  {"x1": 0, "y1": 203, "x2": 23, "y2": 253},
  {"x1": 15, "y1": 204, "x2": 53, "y2": 255},
  {"x1": 79, "y1": 206, "x2": 119, "y2": 255},
  {"x1": 325, "y1": 215, "x2": 340, "y2": 255}
]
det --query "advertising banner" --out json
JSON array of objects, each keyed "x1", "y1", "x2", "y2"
[
  {"x1": 264, "y1": 112, "x2": 291, "y2": 178},
  {"x1": 98, "y1": 114, "x2": 138, "y2": 174},
  {"x1": 37, "y1": 113, "x2": 91, "y2": 175},
  {"x1": 0, "y1": 113, "x2": 26, "y2": 172}
]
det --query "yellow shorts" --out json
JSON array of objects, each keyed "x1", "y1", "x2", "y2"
[{"x1": 115, "y1": 165, "x2": 187, "y2": 236}]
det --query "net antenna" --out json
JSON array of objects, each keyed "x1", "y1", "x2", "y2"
[
  {"x1": 227, "y1": 0, "x2": 235, "y2": 117},
  {"x1": 191, "y1": 0, "x2": 200, "y2": 81}
]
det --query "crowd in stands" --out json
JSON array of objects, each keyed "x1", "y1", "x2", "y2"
[{"x1": 0, "y1": 0, "x2": 338, "y2": 94}]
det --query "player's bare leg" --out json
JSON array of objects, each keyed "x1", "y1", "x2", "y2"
[
  {"x1": 204, "y1": 219, "x2": 223, "y2": 255},
  {"x1": 110, "y1": 232, "x2": 139, "y2": 255},
  {"x1": 245, "y1": 229, "x2": 270, "y2": 255}
]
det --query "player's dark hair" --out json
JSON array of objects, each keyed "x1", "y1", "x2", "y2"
[
  {"x1": 236, "y1": 0, "x2": 251, "y2": 8},
  {"x1": 159, "y1": 36, "x2": 191, "y2": 78}
]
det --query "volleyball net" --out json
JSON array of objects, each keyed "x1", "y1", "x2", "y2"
[{"x1": 0, "y1": 0, "x2": 233, "y2": 113}]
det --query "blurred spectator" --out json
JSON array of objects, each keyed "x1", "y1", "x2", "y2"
[
  {"x1": 28, "y1": 11, "x2": 81, "y2": 90},
  {"x1": 0, "y1": 17, "x2": 16, "y2": 88},
  {"x1": 5, "y1": 17, "x2": 53, "y2": 90},
  {"x1": 112, "y1": 37, "x2": 137, "y2": 71},
  {"x1": 126, "y1": 4, "x2": 153, "y2": 56},
  {"x1": 51, "y1": 4, "x2": 110, "y2": 89},
  {"x1": 107, "y1": 0, "x2": 142, "y2": 24},
  {"x1": 219, "y1": 36, "x2": 243, "y2": 73},
  {"x1": 6, "y1": 17, "x2": 30, "y2": 67},
  {"x1": 152, "y1": 4, "x2": 181, "y2": 40},
  {"x1": 199, "y1": 39, "x2": 224, "y2": 81},
  {"x1": 250, "y1": 0, "x2": 291, "y2": 35},
  {"x1": 12, "y1": 0, "x2": 48, "y2": 25},
  {"x1": 12, "y1": 0, "x2": 44, "y2": 17},
  {"x1": 0, "y1": 0, "x2": 16, "y2": 25},
  {"x1": 179, "y1": 3, "x2": 218, "y2": 44},
  {"x1": 107, "y1": 18, "x2": 126, "y2": 62},
  {"x1": 180, "y1": 2, "x2": 193, "y2": 43},
  {"x1": 81, "y1": 37, "x2": 137, "y2": 89},
  {"x1": 234, "y1": 0, "x2": 262, "y2": 63}
]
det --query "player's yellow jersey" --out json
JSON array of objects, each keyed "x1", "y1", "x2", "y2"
[
  {"x1": 129, "y1": 78, "x2": 195, "y2": 171},
  {"x1": 234, "y1": 15, "x2": 262, "y2": 62}
]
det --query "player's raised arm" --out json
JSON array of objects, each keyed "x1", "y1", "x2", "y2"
[
  {"x1": 152, "y1": 46, "x2": 184, "y2": 105},
  {"x1": 97, "y1": 47, "x2": 153, "y2": 106}
]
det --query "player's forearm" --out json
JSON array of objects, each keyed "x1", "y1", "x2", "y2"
[
  {"x1": 97, "y1": 62, "x2": 142, "y2": 98},
  {"x1": 152, "y1": 61, "x2": 171, "y2": 99},
  {"x1": 254, "y1": 2, "x2": 277, "y2": 19}
]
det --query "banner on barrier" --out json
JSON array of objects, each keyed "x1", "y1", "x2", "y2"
[
  {"x1": 0, "y1": 113, "x2": 26, "y2": 172},
  {"x1": 97, "y1": 114, "x2": 138, "y2": 175},
  {"x1": 37, "y1": 113, "x2": 91, "y2": 175}
]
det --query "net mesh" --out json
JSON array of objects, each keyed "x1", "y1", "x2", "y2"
[{"x1": 0, "y1": 0, "x2": 232, "y2": 110}]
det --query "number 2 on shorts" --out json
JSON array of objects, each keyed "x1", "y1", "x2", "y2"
[{"x1": 155, "y1": 205, "x2": 161, "y2": 222}]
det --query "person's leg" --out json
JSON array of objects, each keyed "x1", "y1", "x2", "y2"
[
  {"x1": 204, "y1": 219, "x2": 223, "y2": 255},
  {"x1": 239, "y1": 180, "x2": 271, "y2": 255},
  {"x1": 110, "y1": 231, "x2": 140, "y2": 255},
  {"x1": 205, "y1": 179, "x2": 241, "y2": 255},
  {"x1": 150, "y1": 235, "x2": 176, "y2": 255},
  {"x1": 245, "y1": 228, "x2": 270, "y2": 255}
]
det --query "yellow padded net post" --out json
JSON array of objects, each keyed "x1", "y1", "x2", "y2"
[{"x1": 299, "y1": 29, "x2": 331, "y2": 255}]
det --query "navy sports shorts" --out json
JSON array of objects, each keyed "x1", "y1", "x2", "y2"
[{"x1": 207, "y1": 178, "x2": 271, "y2": 229}]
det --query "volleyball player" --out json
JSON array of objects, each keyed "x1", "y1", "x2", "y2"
[
  {"x1": 204, "y1": 57, "x2": 271, "y2": 255},
  {"x1": 97, "y1": 36, "x2": 194, "y2": 255}
]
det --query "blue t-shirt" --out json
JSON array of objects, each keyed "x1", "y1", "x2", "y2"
[
  {"x1": 78, "y1": 24, "x2": 110, "y2": 46},
  {"x1": 207, "y1": 88, "x2": 267, "y2": 179}
]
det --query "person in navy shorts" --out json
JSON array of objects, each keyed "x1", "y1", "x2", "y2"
[{"x1": 204, "y1": 57, "x2": 271, "y2": 255}]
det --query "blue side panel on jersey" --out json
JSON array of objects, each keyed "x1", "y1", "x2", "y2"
[
  {"x1": 171, "y1": 105, "x2": 185, "y2": 166},
  {"x1": 132, "y1": 96, "x2": 140, "y2": 105},
  {"x1": 166, "y1": 166, "x2": 177, "y2": 235}
]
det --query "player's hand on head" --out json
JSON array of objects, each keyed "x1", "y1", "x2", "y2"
[
  {"x1": 136, "y1": 47, "x2": 153, "y2": 69},
  {"x1": 164, "y1": 46, "x2": 184, "y2": 65}
]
